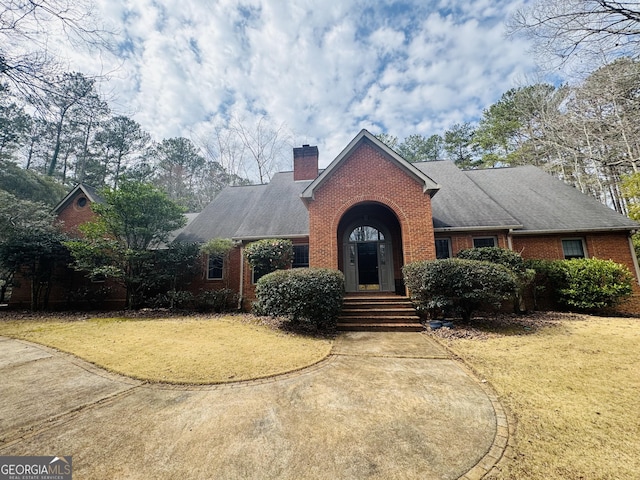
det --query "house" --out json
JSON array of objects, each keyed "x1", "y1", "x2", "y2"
[
  {"x1": 177, "y1": 129, "x2": 640, "y2": 312},
  {"x1": 8, "y1": 129, "x2": 640, "y2": 313}
]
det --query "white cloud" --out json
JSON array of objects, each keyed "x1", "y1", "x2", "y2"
[{"x1": 61, "y1": 0, "x2": 540, "y2": 168}]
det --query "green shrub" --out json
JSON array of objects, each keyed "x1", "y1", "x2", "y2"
[
  {"x1": 457, "y1": 247, "x2": 527, "y2": 274},
  {"x1": 526, "y1": 258, "x2": 633, "y2": 311},
  {"x1": 558, "y1": 258, "x2": 633, "y2": 310},
  {"x1": 403, "y1": 258, "x2": 518, "y2": 321},
  {"x1": 254, "y1": 268, "x2": 345, "y2": 329},
  {"x1": 244, "y1": 239, "x2": 294, "y2": 277},
  {"x1": 196, "y1": 288, "x2": 238, "y2": 312},
  {"x1": 458, "y1": 247, "x2": 535, "y2": 311}
]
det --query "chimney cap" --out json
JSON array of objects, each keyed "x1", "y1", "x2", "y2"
[{"x1": 293, "y1": 144, "x2": 319, "y2": 157}]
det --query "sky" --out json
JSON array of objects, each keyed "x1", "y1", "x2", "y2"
[{"x1": 59, "y1": 0, "x2": 541, "y2": 167}]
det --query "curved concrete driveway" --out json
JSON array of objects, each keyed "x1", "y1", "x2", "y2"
[{"x1": 0, "y1": 333, "x2": 507, "y2": 480}]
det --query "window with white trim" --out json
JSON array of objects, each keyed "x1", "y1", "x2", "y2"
[
  {"x1": 435, "y1": 238, "x2": 452, "y2": 259},
  {"x1": 473, "y1": 237, "x2": 497, "y2": 248},
  {"x1": 207, "y1": 255, "x2": 224, "y2": 280},
  {"x1": 562, "y1": 239, "x2": 586, "y2": 259}
]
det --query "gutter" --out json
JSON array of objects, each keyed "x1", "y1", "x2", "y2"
[
  {"x1": 238, "y1": 242, "x2": 244, "y2": 310},
  {"x1": 628, "y1": 231, "x2": 640, "y2": 286},
  {"x1": 433, "y1": 225, "x2": 523, "y2": 233},
  {"x1": 232, "y1": 234, "x2": 309, "y2": 241},
  {"x1": 510, "y1": 226, "x2": 637, "y2": 236}
]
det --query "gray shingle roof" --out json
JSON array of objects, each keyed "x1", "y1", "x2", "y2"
[
  {"x1": 414, "y1": 161, "x2": 522, "y2": 230},
  {"x1": 464, "y1": 165, "x2": 638, "y2": 233},
  {"x1": 175, "y1": 160, "x2": 637, "y2": 243},
  {"x1": 175, "y1": 173, "x2": 311, "y2": 242}
]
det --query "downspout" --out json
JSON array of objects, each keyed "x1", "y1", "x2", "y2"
[
  {"x1": 628, "y1": 232, "x2": 640, "y2": 286},
  {"x1": 238, "y1": 242, "x2": 245, "y2": 310},
  {"x1": 507, "y1": 229, "x2": 514, "y2": 250}
]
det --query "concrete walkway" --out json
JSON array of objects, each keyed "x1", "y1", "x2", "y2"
[{"x1": 0, "y1": 333, "x2": 508, "y2": 480}]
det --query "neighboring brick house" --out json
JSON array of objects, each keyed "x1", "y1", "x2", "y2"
[
  {"x1": 177, "y1": 129, "x2": 640, "y2": 312},
  {"x1": 10, "y1": 129, "x2": 640, "y2": 312}
]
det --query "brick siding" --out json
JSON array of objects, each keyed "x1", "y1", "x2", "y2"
[{"x1": 306, "y1": 139, "x2": 436, "y2": 271}]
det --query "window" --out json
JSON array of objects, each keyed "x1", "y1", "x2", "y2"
[
  {"x1": 435, "y1": 238, "x2": 452, "y2": 259},
  {"x1": 252, "y1": 266, "x2": 270, "y2": 284},
  {"x1": 292, "y1": 245, "x2": 309, "y2": 268},
  {"x1": 207, "y1": 255, "x2": 224, "y2": 280},
  {"x1": 473, "y1": 237, "x2": 497, "y2": 248},
  {"x1": 562, "y1": 239, "x2": 586, "y2": 259},
  {"x1": 349, "y1": 225, "x2": 384, "y2": 242}
]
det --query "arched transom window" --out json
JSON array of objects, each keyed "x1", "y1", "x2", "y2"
[{"x1": 349, "y1": 225, "x2": 385, "y2": 242}]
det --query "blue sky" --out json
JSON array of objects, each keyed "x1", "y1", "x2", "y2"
[{"x1": 63, "y1": 0, "x2": 540, "y2": 165}]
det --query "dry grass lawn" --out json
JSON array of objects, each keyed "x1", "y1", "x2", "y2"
[
  {"x1": 435, "y1": 315, "x2": 640, "y2": 480},
  {"x1": 0, "y1": 315, "x2": 332, "y2": 384}
]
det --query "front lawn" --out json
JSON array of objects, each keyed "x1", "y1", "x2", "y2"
[
  {"x1": 0, "y1": 314, "x2": 333, "y2": 384},
  {"x1": 433, "y1": 314, "x2": 640, "y2": 480}
]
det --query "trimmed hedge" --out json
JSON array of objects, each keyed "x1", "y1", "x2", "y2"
[
  {"x1": 403, "y1": 258, "x2": 518, "y2": 321},
  {"x1": 528, "y1": 258, "x2": 633, "y2": 311},
  {"x1": 457, "y1": 247, "x2": 527, "y2": 274},
  {"x1": 458, "y1": 247, "x2": 535, "y2": 312},
  {"x1": 254, "y1": 268, "x2": 345, "y2": 329}
]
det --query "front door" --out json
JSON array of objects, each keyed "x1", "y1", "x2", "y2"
[
  {"x1": 357, "y1": 242, "x2": 379, "y2": 288},
  {"x1": 343, "y1": 224, "x2": 394, "y2": 292}
]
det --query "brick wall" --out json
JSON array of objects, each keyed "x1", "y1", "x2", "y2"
[
  {"x1": 187, "y1": 237, "x2": 310, "y2": 310},
  {"x1": 9, "y1": 190, "x2": 128, "y2": 310},
  {"x1": 293, "y1": 145, "x2": 319, "y2": 181},
  {"x1": 435, "y1": 231, "x2": 510, "y2": 255},
  {"x1": 306, "y1": 139, "x2": 436, "y2": 270},
  {"x1": 513, "y1": 232, "x2": 640, "y2": 314},
  {"x1": 55, "y1": 192, "x2": 96, "y2": 237}
]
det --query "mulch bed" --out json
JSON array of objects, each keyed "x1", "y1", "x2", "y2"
[{"x1": 425, "y1": 311, "x2": 591, "y2": 340}]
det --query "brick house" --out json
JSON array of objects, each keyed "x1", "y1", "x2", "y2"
[
  {"x1": 177, "y1": 129, "x2": 640, "y2": 312},
  {"x1": 9, "y1": 129, "x2": 640, "y2": 312}
]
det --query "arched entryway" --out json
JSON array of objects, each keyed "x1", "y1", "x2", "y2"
[{"x1": 337, "y1": 203, "x2": 403, "y2": 293}]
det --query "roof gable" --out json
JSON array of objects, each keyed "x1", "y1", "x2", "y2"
[
  {"x1": 53, "y1": 183, "x2": 104, "y2": 214},
  {"x1": 301, "y1": 129, "x2": 440, "y2": 200}
]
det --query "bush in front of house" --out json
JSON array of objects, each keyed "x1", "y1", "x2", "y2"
[
  {"x1": 254, "y1": 268, "x2": 345, "y2": 329},
  {"x1": 457, "y1": 247, "x2": 535, "y2": 312},
  {"x1": 196, "y1": 288, "x2": 238, "y2": 312},
  {"x1": 403, "y1": 258, "x2": 518, "y2": 321},
  {"x1": 528, "y1": 258, "x2": 633, "y2": 311},
  {"x1": 244, "y1": 239, "x2": 294, "y2": 276},
  {"x1": 457, "y1": 246, "x2": 527, "y2": 273}
]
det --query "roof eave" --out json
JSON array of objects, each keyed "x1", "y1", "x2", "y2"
[
  {"x1": 232, "y1": 234, "x2": 310, "y2": 242},
  {"x1": 53, "y1": 184, "x2": 101, "y2": 214},
  {"x1": 511, "y1": 226, "x2": 638, "y2": 235},
  {"x1": 434, "y1": 225, "x2": 523, "y2": 233}
]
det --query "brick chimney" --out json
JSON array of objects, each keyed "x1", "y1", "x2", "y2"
[{"x1": 293, "y1": 144, "x2": 319, "y2": 181}]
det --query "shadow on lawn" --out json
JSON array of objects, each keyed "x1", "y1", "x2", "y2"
[{"x1": 428, "y1": 312, "x2": 589, "y2": 340}]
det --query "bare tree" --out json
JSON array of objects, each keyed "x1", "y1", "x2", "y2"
[
  {"x1": 229, "y1": 115, "x2": 292, "y2": 184},
  {"x1": 509, "y1": 1, "x2": 640, "y2": 67},
  {"x1": 197, "y1": 125, "x2": 247, "y2": 184},
  {"x1": 0, "y1": 0, "x2": 113, "y2": 104}
]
